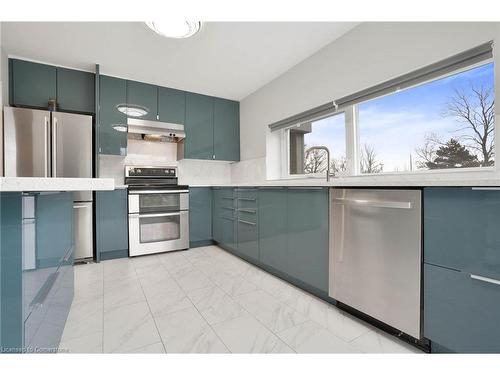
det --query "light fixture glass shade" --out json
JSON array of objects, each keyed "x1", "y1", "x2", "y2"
[
  {"x1": 116, "y1": 104, "x2": 148, "y2": 117},
  {"x1": 145, "y1": 21, "x2": 201, "y2": 39},
  {"x1": 112, "y1": 124, "x2": 127, "y2": 132}
]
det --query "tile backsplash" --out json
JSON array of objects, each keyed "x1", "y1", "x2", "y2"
[{"x1": 98, "y1": 136, "x2": 232, "y2": 186}]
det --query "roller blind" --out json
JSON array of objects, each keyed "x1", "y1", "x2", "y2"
[
  {"x1": 334, "y1": 41, "x2": 493, "y2": 109},
  {"x1": 268, "y1": 102, "x2": 336, "y2": 132},
  {"x1": 268, "y1": 41, "x2": 493, "y2": 132}
]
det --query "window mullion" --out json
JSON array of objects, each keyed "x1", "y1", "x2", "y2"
[{"x1": 345, "y1": 105, "x2": 360, "y2": 176}]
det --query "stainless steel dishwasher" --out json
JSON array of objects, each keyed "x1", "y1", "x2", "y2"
[{"x1": 329, "y1": 188, "x2": 422, "y2": 339}]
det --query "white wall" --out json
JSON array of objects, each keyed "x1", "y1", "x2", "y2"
[{"x1": 234, "y1": 22, "x2": 500, "y2": 183}]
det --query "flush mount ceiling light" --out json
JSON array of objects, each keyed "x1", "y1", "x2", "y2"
[
  {"x1": 145, "y1": 21, "x2": 202, "y2": 39},
  {"x1": 116, "y1": 104, "x2": 148, "y2": 117}
]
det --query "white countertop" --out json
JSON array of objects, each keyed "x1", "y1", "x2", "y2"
[
  {"x1": 189, "y1": 176, "x2": 500, "y2": 188},
  {"x1": 0, "y1": 177, "x2": 115, "y2": 192}
]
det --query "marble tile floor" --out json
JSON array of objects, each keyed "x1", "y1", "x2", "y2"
[{"x1": 60, "y1": 245, "x2": 422, "y2": 354}]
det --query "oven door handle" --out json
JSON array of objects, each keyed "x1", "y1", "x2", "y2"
[
  {"x1": 128, "y1": 190, "x2": 189, "y2": 194},
  {"x1": 129, "y1": 212, "x2": 183, "y2": 219}
]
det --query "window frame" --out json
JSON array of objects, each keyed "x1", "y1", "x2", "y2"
[{"x1": 280, "y1": 59, "x2": 496, "y2": 180}]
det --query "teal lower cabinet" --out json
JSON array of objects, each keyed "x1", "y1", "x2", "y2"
[
  {"x1": 1, "y1": 192, "x2": 74, "y2": 353},
  {"x1": 213, "y1": 188, "x2": 236, "y2": 251},
  {"x1": 424, "y1": 263, "x2": 500, "y2": 353},
  {"x1": 212, "y1": 188, "x2": 224, "y2": 243},
  {"x1": 96, "y1": 189, "x2": 129, "y2": 261},
  {"x1": 235, "y1": 189, "x2": 259, "y2": 261},
  {"x1": 423, "y1": 187, "x2": 500, "y2": 353},
  {"x1": 258, "y1": 188, "x2": 288, "y2": 275},
  {"x1": 189, "y1": 188, "x2": 213, "y2": 247},
  {"x1": 286, "y1": 187, "x2": 329, "y2": 294}
]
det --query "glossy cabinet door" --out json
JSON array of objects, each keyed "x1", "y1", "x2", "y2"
[
  {"x1": 158, "y1": 87, "x2": 186, "y2": 124},
  {"x1": 189, "y1": 188, "x2": 213, "y2": 247},
  {"x1": 424, "y1": 263, "x2": 500, "y2": 353},
  {"x1": 127, "y1": 80, "x2": 158, "y2": 121},
  {"x1": 258, "y1": 188, "x2": 288, "y2": 274},
  {"x1": 212, "y1": 188, "x2": 223, "y2": 243},
  {"x1": 286, "y1": 188, "x2": 329, "y2": 293},
  {"x1": 9, "y1": 59, "x2": 56, "y2": 108},
  {"x1": 219, "y1": 189, "x2": 236, "y2": 251},
  {"x1": 235, "y1": 189, "x2": 258, "y2": 261},
  {"x1": 424, "y1": 187, "x2": 500, "y2": 280},
  {"x1": 56, "y1": 67, "x2": 95, "y2": 113},
  {"x1": 99, "y1": 75, "x2": 128, "y2": 156},
  {"x1": 213, "y1": 98, "x2": 240, "y2": 161},
  {"x1": 185, "y1": 93, "x2": 214, "y2": 160},
  {"x1": 96, "y1": 189, "x2": 129, "y2": 260}
]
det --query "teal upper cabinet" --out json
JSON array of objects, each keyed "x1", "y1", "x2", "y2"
[
  {"x1": 99, "y1": 75, "x2": 128, "y2": 156},
  {"x1": 56, "y1": 67, "x2": 95, "y2": 113},
  {"x1": 9, "y1": 59, "x2": 56, "y2": 109},
  {"x1": 127, "y1": 80, "x2": 158, "y2": 121},
  {"x1": 185, "y1": 92, "x2": 214, "y2": 160},
  {"x1": 286, "y1": 187, "x2": 329, "y2": 293},
  {"x1": 159, "y1": 87, "x2": 186, "y2": 124},
  {"x1": 213, "y1": 98, "x2": 240, "y2": 161}
]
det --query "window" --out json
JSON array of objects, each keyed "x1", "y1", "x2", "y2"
[
  {"x1": 358, "y1": 62, "x2": 495, "y2": 173},
  {"x1": 272, "y1": 43, "x2": 495, "y2": 179},
  {"x1": 288, "y1": 112, "x2": 347, "y2": 177}
]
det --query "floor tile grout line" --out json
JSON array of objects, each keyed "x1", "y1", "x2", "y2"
[
  {"x1": 187, "y1": 247, "x2": 297, "y2": 353},
  {"x1": 134, "y1": 260, "x2": 169, "y2": 354},
  {"x1": 161, "y1": 253, "x2": 233, "y2": 354}
]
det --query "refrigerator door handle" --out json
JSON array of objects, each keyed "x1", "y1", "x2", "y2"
[
  {"x1": 52, "y1": 115, "x2": 58, "y2": 177},
  {"x1": 44, "y1": 116, "x2": 50, "y2": 177}
]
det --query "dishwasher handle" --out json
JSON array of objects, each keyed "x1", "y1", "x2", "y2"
[{"x1": 332, "y1": 197, "x2": 413, "y2": 209}]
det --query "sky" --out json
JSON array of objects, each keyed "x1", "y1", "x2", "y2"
[{"x1": 302, "y1": 62, "x2": 495, "y2": 173}]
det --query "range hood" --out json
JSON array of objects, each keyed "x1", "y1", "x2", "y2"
[{"x1": 127, "y1": 118, "x2": 186, "y2": 139}]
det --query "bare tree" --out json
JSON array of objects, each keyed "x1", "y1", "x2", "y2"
[
  {"x1": 331, "y1": 156, "x2": 348, "y2": 175},
  {"x1": 446, "y1": 85, "x2": 495, "y2": 166},
  {"x1": 304, "y1": 148, "x2": 328, "y2": 173},
  {"x1": 360, "y1": 143, "x2": 383, "y2": 173}
]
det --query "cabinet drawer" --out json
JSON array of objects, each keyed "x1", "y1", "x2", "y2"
[
  {"x1": 424, "y1": 263, "x2": 500, "y2": 353},
  {"x1": 424, "y1": 187, "x2": 500, "y2": 279},
  {"x1": 237, "y1": 217, "x2": 259, "y2": 261},
  {"x1": 237, "y1": 209, "x2": 257, "y2": 222}
]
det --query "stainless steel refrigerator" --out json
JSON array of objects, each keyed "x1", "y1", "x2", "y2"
[{"x1": 3, "y1": 106, "x2": 94, "y2": 260}]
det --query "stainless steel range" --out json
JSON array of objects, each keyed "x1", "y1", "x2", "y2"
[{"x1": 126, "y1": 166, "x2": 189, "y2": 257}]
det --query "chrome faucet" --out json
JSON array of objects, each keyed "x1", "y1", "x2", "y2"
[{"x1": 305, "y1": 146, "x2": 331, "y2": 182}]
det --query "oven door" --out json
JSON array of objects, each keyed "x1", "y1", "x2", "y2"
[{"x1": 128, "y1": 211, "x2": 189, "y2": 256}]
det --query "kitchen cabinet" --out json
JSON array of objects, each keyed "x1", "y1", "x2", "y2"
[
  {"x1": 286, "y1": 187, "x2": 329, "y2": 293},
  {"x1": 96, "y1": 189, "x2": 129, "y2": 260},
  {"x1": 189, "y1": 188, "x2": 213, "y2": 247},
  {"x1": 1, "y1": 192, "x2": 74, "y2": 353},
  {"x1": 9, "y1": 59, "x2": 57, "y2": 109},
  {"x1": 57, "y1": 67, "x2": 95, "y2": 113},
  {"x1": 424, "y1": 187, "x2": 500, "y2": 280},
  {"x1": 235, "y1": 189, "x2": 259, "y2": 261},
  {"x1": 213, "y1": 98, "x2": 240, "y2": 161},
  {"x1": 258, "y1": 187, "x2": 288, "y2": 275},
  {"x1": 127, "y1": 80, "x2": 158, "y2": 121},
  {"x1": 212, "y1": 188, "x2": 224, "y2": 244},
  {"x1": 159, "y1": 87, "x2": 186, "y2": 124},
  {"x1": 99, "y1": 75, "x2": 128, "y2": 156},
  {"x1": 424, "y1": 263, "x2": 500, "y2": 353},
  {"x1": 185, "y1": 92, "x2": 215, "y2": 160}
]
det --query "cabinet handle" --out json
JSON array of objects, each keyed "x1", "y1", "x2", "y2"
[
  {"x1": 222, "y1": 197, "x2": 234, "y2": 200},
  {"x1": 238, "y1": 219, "x2": 256, "y2": 226},
  {"x1": 222, "y1": 206, "x2": 235, "y2": 210},
  {"x1": 52, "y1": 116, "x2": 58, "y2": 177},
  {"x1": 237, "y1": 208, "x2": 256, "y2": 214},
  {"x1": 471, "y1": 187, "x2": 500, "y2": 191},
  {"x1": 470, "y1": 274, "x2": 500, "y2": 286},
  {"x1": 221, "y1": 216, "x2": 234, "y2": 221},
  {"x1": 237, "y1": 197, "x2": 256, "y2": 202},
  {"x1": 288, "y1": 187, "x2": 324, "y2": 190}
]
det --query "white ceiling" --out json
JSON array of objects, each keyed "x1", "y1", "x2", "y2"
[{"x1": 1, "y1": 22, "x2": 358, "y2": 100}]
